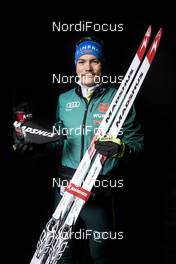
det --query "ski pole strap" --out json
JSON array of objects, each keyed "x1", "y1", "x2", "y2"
[
  {"x1": 65, "y1": 182, "x2": 91, "y2": 201},
  {"x1": 13, "y1": 120, "x2": 66, "y2": 144}
]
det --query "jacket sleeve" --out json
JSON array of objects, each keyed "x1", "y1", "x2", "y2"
[
  {"x1": 50, "y1": 96, "x2": 65, "y2": 151},
  {"x1": 121, "y1": 105, "x2": 144, "y2": 159}
]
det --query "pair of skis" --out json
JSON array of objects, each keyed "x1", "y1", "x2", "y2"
[{"x1": 30, "y1": 25, "x2": 162, "y2": 264}]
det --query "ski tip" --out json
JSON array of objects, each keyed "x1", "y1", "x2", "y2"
[
  {"x1": 146, "y1": 25, "x2": 152, "y2": 36},
  {"x1": 147, "y1": 27, "x2": 163, "y2": 64},
  {"x1": 156, "y1": 28, "x2": 163, "y2": 38},
  {"x1": 137, "y1": 25, "x2": 152, "y2": 61}
]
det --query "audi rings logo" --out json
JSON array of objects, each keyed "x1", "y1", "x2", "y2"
[{"x1": 66, "y1": 101, "x2": 80, "y2": 109}]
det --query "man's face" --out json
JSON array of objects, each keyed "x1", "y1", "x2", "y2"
[{"x1": 76, "y1": 54, "x2": 102, "y2": 87}]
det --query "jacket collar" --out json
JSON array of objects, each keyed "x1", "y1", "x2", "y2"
[{"x1": 75, "y1": 82, "x2": 109, "y2": 98}]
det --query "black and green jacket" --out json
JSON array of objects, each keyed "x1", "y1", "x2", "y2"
[{"x1": 54, "y1": 84, "x2": 144, "y2": 177}]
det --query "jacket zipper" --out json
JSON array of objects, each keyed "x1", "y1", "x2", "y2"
[{"x1": 80, "y1": 98, "x2": 93, "y2": 161}]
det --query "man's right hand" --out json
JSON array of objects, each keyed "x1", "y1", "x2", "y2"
[
  {"x1": 13, "y1": 122, "x2": 34, "y2": 155},
  {"x1": 13, "y1": 142, "x2": 35, "y2": 154}
]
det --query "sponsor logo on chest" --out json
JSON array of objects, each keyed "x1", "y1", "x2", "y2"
[
  {"x1": 65, "y1": 101, "x2": 80, "y2": 111},
  {"x1": 99, "y1": 103, "x2": 109, "y2": 112},
  {"x1": 93, "y1": 103, "x2": 109, "y2": 124}
]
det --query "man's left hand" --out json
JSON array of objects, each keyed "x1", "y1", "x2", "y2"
[{"x1": 95, "y1": 135, "x2": 125, "y2": 158}]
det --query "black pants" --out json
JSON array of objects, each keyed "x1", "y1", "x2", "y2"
[{"x1": 53, "y1": 187, "x2": 113, "y2": 264}]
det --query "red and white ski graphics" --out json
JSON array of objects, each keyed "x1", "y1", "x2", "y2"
[{"x1": 65, "y1": 183, "x2": 91, "y2": 201}]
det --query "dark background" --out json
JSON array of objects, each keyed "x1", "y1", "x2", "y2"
[{"x1": 5, "y1": 5, "x2": 176, "y2": 264}]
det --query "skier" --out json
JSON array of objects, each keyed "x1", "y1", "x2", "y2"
[
  {"x1": 14, "y1": 36, "x2": 144, "y2": 263},
  {"x1": 51, "y1": 36, "x2": 144, "y2": 264}
]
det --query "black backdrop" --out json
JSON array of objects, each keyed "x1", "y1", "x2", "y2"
[{"x1": 5, "y1": 6, "x2": 176, "y2": 264}]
